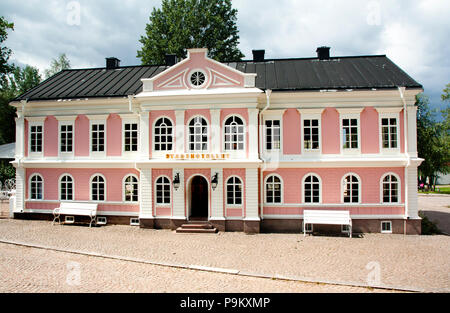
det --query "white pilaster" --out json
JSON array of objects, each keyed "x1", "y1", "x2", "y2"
[
  {"x1": 248, "y1": 108, "x2": 259, "y2": 159},
  {"x1": 245, "y1": 168, "x2": 259, "y2": 220},
  {"x1": 139, "y1": 169, "x2": 153, "y2": 218},
  {"x1": 15, "y1": 117, "x2": 24, "y2": 158},
  {"x1": 14, "y1": 167, "x2": 25, "y2": 213},
  {"x1": 407, "y1": 166, "x2": 419, "y2": 219},
  {"x1": 139, "y1": 113, "x2": 150, "y2": 159},
  {"x1": 210, "y1": 168, "x2": 224, "y2": 220},
  {"x1": 210, "y1": 109, "x2": 221, "y2": 154},
  {"x1": 172, "y1": 168, "x2": 186, "y2": 219},
  {"x1": 407, "y1": 106, "x2": 418, "y2": 158},
  {"x1": 175, "y1": 110, "x2": 185, "y2": 154}
]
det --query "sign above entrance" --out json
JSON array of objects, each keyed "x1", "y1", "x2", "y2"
[{"x1": 166, "y1": 153, "x2": 230, "y2": 160}]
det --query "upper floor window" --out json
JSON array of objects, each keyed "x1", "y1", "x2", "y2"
[
  {"x1": 91, "y1": 175, "x2": 105, "y2": 201},
  {"x1": 381, "y1": 118, "x2": 398, "y2": 149},
  {"x1": 91, "y1": 123, "x2": 105, "y2": 152},
  {"x1": 154, "y1": 118, "x2": 173, "y2": 151},
  {"x1": 155, "y1": 176, "x2": 171, "y2": 205},
  {"x1": 224, "y1": 116, "x2": 245, "y2": 151},
  {"x1": 265, "y1": 120, "x2": 281, "y2": 150},
  {"x1": 124, "y1": 175, "x2": 139, "y2": 202},
  {"x1": 60, "y1": 124, "x2": 73, "y2": 153},
  {"x1": 303, "y1": 174, "x2": 321, "y2": 203},
  {"x1": 189, "y1": 116, "x2": 208, "y2": 152},
  {"x1": 342, "y1": 118, "x2": 359, "y2": 149},
  {"x1": 265, "y1": 175, "x2": 282, "y2": 204},
  {"x1": 30, "y1": 125, "x2": 43, "y2": 153},
  {"x1": 124, "y1": 123, "x2": 138, "y2": 152},
  {"x1": 382, "y1": 174, "x2": 399, "y2": 203},
  {"x1": 226, "y1": 176, "x2": 243, "y2": 205},
  {"x1": 303, "y1": 119, "x2": 320, "y2": 150},
  {"x1": 59, "y1": 175, "x2": 73, "y2": 201},
  {"x1": 30, "y1": 174, "x2": 43, "y2": 200},
  {"x1": 342, "y1": 174, "x2": 360, "y2": 203}
]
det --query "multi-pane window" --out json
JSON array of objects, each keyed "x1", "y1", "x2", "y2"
[
  {"x1": 343, "y1": 175, "x2": 359, "y2": 203},
  {"x1": 91, "y1": 175, "x2": 105, "y2": 201},
  {"x1": 30, "y1": 125, "x2": 43, "y2": 153},
  {"x1": 304, "y1": 174, "x2": 320, "y2": 203},
  {"x1": 30, "y1": 174, "x2": 43, "y2": 200},
  {"x1": 381, "y1": 118, "x2": 398, "y2": 149},
  {"x1": 303, "y1": 119, "x2": 320, "y2": 150},
  {"x1": 155, "y1": 176, "x2": 171, "y2": 205},
  {"x1": 60, "y1": 175, "x2": 73, "y2": 201},
  {"x1": 154, "y1": 118, "x2": 173, "y2": 151},
  {"x1": 60, "y1": 124, "x2": 73, "y2": 153},
  {"x1": 189, "y1": 116, "x2": 208, "y2": 151},
  {"x1": 91, "y1": 123, "x2": 105, "y2": 152},
  {"x1": 342, "y1": 118, "x2": 358, "y2": 149},
  {"x1": 124, "y1": 175, "x2": 138, "y2": 202},
  {"x1": 266, "y1": 175, "x2": 282, "y2": 204},
  {"x1": 224, "y1": 116, "x2": 244, "y2": 151},
  {"x1": 265, "y1": 120, "x2": 281, "y2": 150},
  {"x1": 382, "y1": 175, "x2": 399, "y2": 203},
  {"x1": 124, "y1": 123, "x2": 138, "y2": 152},
  {"x1": 226, "y1": 176, "x2": 243, "y2": 205}
]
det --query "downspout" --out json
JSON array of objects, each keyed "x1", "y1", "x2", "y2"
[
  {"x1": 17, "y1": 99, "x2": 28, "y2": 168},
  {"x1": 398, "y1": 87, "x2": 410, "y2": 235},
  {"x1": 259, "y1": 90, "x2": 272, "y2": 220}
]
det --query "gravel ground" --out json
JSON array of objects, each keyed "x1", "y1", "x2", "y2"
[
  {"x1": 0, "y1": 219, "x2": 448, "y2": 292},
  {"x1": 418, "y1": 194, "x2": 450, "y2": 234}
]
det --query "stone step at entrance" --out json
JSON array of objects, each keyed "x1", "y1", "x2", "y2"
[{"x1": 176, "y1": 220, "x2": 218, "y2": 234}]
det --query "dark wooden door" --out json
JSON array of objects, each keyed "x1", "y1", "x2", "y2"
[{"x1": 190, "y1": 176, "x2": 208, "y2": 218}]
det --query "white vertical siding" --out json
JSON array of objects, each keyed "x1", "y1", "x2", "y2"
[
  {"x1": 139, "y1": 169, "x2": 153, "y2": 218},
  {"x1": 139, "y1": 113, "x2": 149, "y2": 159},
  {"x1": 210, "y1": 168, "x2": 224, "y2": 219},
  {"x1": 14, "y1": 168, "x2": 25, "y2": 213},
  {"x1": 245, "y1": 168, "x2": 259, "y2": 220},
  {"x1": 407, "y1": 166, "x2": 419, "y2": 219},
  {"x1": 175, "y1": 110, "x2": 185, "y2": 154},
  {"x1": 172, "y1": 168, "x2": 185, "y2": 219}
]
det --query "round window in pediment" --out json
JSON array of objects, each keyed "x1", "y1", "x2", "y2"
[{"x1": 190, "y1": 70, "x2": 206, "y2": 87}]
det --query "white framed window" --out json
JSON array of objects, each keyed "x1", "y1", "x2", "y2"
[
  {"x1": 265, "y1": 119, "x2": 281, "y2": 151},
  {"x1": 91, "y1": 122, "x2": 105, "y2": 153},
  {"x1": 381, "y1": 174, "x2": 400, "y2": 203},
  {"x1": 304, "y1": 222, "x2": 313, "y2": 233},
  {"x1": 341, "y1": 224, "x2": 350, "y2": 233},
  {"x1": 155, "y1": 176, "x2": 171, "y2": 205},
  {"x1": 303, "y1": 174, "x2": 321, "y2": 204},
  {"x1": 188, "y1": 116, "x2": 208, "y2": 152},
  {"x1": 381, "y1": 221, "x2": 392, "y2": 233},
  {"x1": 30, "y1": 124, "x2": 43, "y2": 154},
  {"x1": 189, "y1": 69, "x2": 208, "y2": 88},
  {"x1": 124, "y1": 122, "x2": 138, "y2": 152},
  {"x1": 97, "y1": 216, "x2": 107, "y2": 225},
  {"x1": 224, "y1": 115, "x2": 245, "y2": 151},
  {"x1": 29, "y1": 174, "x2": 43, "y2": 200},
  {"x1": 226, "y1": 176, "x2": 243, "y2": 206},
  {"x1": 265, "y1": 175, "x2": 282, "y2": 204},
  {"x1": 303, "y1": 119, "x2": 320, "y2": 151},
  {"x1": 342, "y1": 118, "x2": 359, "y2": 149},
  {"x1": 376, "y1": 108, "x2": 402, "y2": 154},
  {"x1": 154, "y1": 117, "x2": 173, "y2": 152},
  {"x1": 90, "y1": 174, "x2": 106, "y2": 202},
  {"x1": 130, "y1": 218, "x2": 140, "y2": 226},
  {"x1": 59, "y1": 174, "x2": 74, "y2": 201},
  {"x1": 342, "y1": 174, "x2": 360, "y2": 203},
  {"x1": 123, "y1": 175, "x2": 139, "y2": 202}
]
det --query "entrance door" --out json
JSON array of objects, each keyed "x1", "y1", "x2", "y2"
[{"x1": 190, "y1": 176, "x2": 209, "y2": 219}]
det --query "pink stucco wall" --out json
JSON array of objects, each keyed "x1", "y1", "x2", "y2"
[
  {"x1": 107, "y1": 114, "x2": 122, "y2": 156},
  {"x1": 283, "y1": 109, "x2": 302, "y2": 154},
  {"x1": 321, "y1": 108, "x2": 340, "y2": 154},
  {"x1": 152, "y1": 169, "x2": 173, "y2": 217},
  {"x1": 75, "y1": 115, "x2": 89, "y2": 156},
  {"x1": 44, "y1": 116, "x2": 58, "y2": 157},
  {"x1": 361, "y1": 107, "x2": 379, "y2": 154},
  {"x1": 263, "y1": 206, "x2": 405, "y2": 216},
  {"x1": 223, "y1": 168, "x2": 246, "y2": 218}
]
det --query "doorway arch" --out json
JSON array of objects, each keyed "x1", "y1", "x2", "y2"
[{"x1": 187, "y1": 175, "x2": 209, "y2": 220}]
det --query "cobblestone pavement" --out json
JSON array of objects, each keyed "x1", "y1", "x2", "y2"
[
  {"x1": 419, "y1": 194, "x2": 450, "y2": 234},
  {"x1": 0, "y1": 243, "x2": 384, "y2": 293},
  {"x1": 0, "y1": 219, "x2": 448, "y2": 292}
]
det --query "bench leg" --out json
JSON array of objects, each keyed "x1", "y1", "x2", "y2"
[
  {"x1": 349, "y1": 226, "x2": 352, "y2": 238},
  {"x1": 52, "y1": 215, "x2": 60, "y2": 226},
  {"x1": 89, "y1": 216, "x2": 96, "y2": 228}
]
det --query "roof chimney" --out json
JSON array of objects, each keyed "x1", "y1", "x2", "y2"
[
  {"x1": 252, "y1": 50, "x2": 265, "y2": 62},
  {"x1": 106, "y1": 57, "x2": 121, "y2": 69},
  {"x1": 316, "y1": 46, "x2": 330, "y2": 60},
  {"x1": 165, "y1": 54, "x2": 178, "y2": 66}
]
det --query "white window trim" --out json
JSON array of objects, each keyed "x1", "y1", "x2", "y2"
[
  {"x1": 122, "y1": 118, "x2": 140, "y2": 157},
  {"x1": 28, "y1": 120, "x2": 44, "y2": 158},
  {"x1": 341, "y1": 224, "x2": 350, "y2": 233},
  {"x1": 58, "y1": 173, "x2": 75, "y2": 201},
  {"x1": 339, "y1": 113, "x2": 361, "y2": 154},
  {"x1": 58, "y1": 120, "x2": 75, "y2": 158},
  {"x1": 88, "y1": 116, "x2": 107, "y2": 158},
  {"x1": 122, "y1": 174, "x2": 139, "y2": 203},
  {"x1": 130, "y1": 218, "x2": 140, "y2": 226},
  {"x1": 302, "y1": 173, "x2": 322, "y2": 204},
  {"x1": 264, "y1": 174, "x2": 284, "y2": 205},
  {"x1": 28, "y1": 173, "x2": 44, "y2": 201},
  {"x1": 152, "y1": 116, "x2": 175, "y2": 158},
  {"x1": 380, "y1": 172, "x2": 401, "y2": 204},
  {"x1": 298, "y1": 110, "x2": 323, "y2": 155},
  {"x1": 154, "y1": 175, "x2": 172, "y2": 207},
  {"x1": 263, "y1": 116, "x2": 283, "y2": 154},
  {"x1": 379, "y1": 113, "x2": 400, "y2": 154},
  {"x1": 381, "y1": 221, "x2": 392, "y2": 234},
  {"x1": 341, "y1": 173, "x2": 361, "y2": 204},
  {"x1": 222, "y1": 114, "x2": 246, "y2": 157},
  {"x1": 225, "y1": 175, "x2": 244, "y2": 208},
  {"x1": 187, "y1": 115, "x2": 210, "y2": 153},
  {"x1": 90, "y1": 173, "x2": 107, "y2": 202}
]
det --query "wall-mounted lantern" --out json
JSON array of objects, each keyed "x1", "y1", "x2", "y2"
[
  {"x1": 173, "y1": 173, "x2": 180, "y2": 191},
  {"x1": 211, "y1": 173, "x2": 219, "y2": 191}
]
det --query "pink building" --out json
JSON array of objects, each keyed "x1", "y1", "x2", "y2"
[{"x1": 10, "y1": 47, "x2": 424, "y2": 234}]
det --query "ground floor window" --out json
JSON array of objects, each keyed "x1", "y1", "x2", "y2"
[
  {"x1": 155, "y1": 176, "x2": 171, "y2": 205},
  {"x1": 124, "y1": 175, "x2": 138, "y2": 202},
  {"x1": 226, "y1": 176, "x2": 243, "y2": 205}
]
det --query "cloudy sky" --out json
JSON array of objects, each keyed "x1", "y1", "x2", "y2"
[{"x1": 1, "y1": 0, "x2": 449, "y2": 112}]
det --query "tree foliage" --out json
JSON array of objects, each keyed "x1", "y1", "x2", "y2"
[
  {"x1": 0, "y1": 16, "x2": 14, "y2": 79},
  {"x1": 44, "y1": 53, "x2": 71, "y2": 78},
  {"x1": 137, "y1": 0, "x2": 244, "y2": 65}
]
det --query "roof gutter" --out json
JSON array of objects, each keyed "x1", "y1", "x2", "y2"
[
  {"x1": 259, "y1": 90, "x2": 272, "y2": 219},
  {"x1": 398, "y1": 87, "x2": 410, "y2": 234}
]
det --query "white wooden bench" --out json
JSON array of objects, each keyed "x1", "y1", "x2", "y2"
[
  {"x1": 303, "y1": 210, "x2": 352, "y2": 238},
  {"x1": 53, "y1": 202, "x2": 98, "y2": 227}
]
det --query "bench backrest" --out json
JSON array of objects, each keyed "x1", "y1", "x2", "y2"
[
  {"x1": 303, "y1": 210, "x2": 351, "y2": 225},
  {"x1": 58, "y1": 202, "x2": 98, "y2": 214}
]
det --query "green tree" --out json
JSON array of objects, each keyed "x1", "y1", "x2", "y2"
[
  {"x1": 0, "y1": 16, "x2": 14, "y2": 79},
  {"x1": 137, "y1": 0, "x2": 244, "y2": 65},
  {"x1": 44, "y1": 53, "x2": 71, "y2": 78},
  {"x1": 441, "y1": 83, "x2": 450, "y2": 101}
]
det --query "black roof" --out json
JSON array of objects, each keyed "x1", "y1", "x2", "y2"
[{"x1": 14, "y1": 55, "x2": 422, "y2": 102}]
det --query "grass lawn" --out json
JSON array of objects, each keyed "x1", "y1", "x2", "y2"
[{"x1": 419, "y1": 186, "x2": 450, "y2": 195}]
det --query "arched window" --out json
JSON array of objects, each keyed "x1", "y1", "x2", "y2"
[
  {"x1": 30, "y1": 174, "x2": 43, "y2": 200},
  {"x1": 124, "y1": 175, "x2": 139, "y2": 202},
  {"x1": 265, "y1": 175, "x2": 282, "y2": 204},
  {"x1": 226, "y1": 176, "x2": 243, "y2": 205},
  {"x1": 154, "y1": 118, "x2": 173, "y2": 151},
  {"x1": 189, "y1": 116, "x2": 208, "y2": 151},
  {"x1": 342, "y1": 174, "x2": 360, "y2": 203},
  {"x1": 60, "y1": 175, "x2": 73, "y2": 201},
  {"x1": 303, "y1": 174, "x2": 321, "y2": 203},
  {"x1": 155, "y1": 176, "x2": 171, "y2": 205},
  {"x1": 224, "y1": 116, "x2": 245, "y2": 151},
  {"x1": 91, "y1": 175, "x2": 105, "y2": 201},
  {"x1": 382, "y1": 174, "x2": 399, "y2": 203}
]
